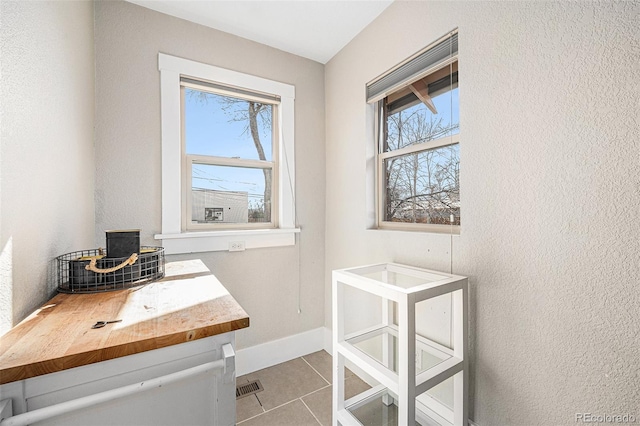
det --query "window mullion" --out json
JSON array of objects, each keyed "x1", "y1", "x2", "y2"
[
  {"x1": 380, "y1": 134, "x2": 460, "y2": 161},
  {"x1": 188, "y1": 154, "x2": 274, "y2": 170}
]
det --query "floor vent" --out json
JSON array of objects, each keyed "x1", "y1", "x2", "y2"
[{"x1": 236, "y1": 380, "x2": 264, "y2": 399}]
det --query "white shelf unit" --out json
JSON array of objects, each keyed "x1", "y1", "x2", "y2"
[{"x1": 332, "y1": 263, "x2": 468, "y2": 426}]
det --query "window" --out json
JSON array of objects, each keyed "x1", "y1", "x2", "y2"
[
  {"x1": 182, "y1": 78, "x2": 279, "y2": 231},
  {"x1": 157, "y1": 54, "x2": 298, "y2": 254},
  {"x1": 368, "y1": 30, "x2": 459, "y2": 233}
]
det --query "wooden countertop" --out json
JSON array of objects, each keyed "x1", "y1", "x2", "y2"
[{"x1": 0, "y1": 259, "x2": 249, "y2": 385}]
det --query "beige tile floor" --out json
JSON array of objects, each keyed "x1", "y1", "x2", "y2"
[{"x1": 236, "y1": 350, "x2": 399, "y2": 426}]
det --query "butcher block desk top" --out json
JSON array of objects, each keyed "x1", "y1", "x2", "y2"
[{"x1": 0, "y1": 259, "x2": 249, "y2": 385}]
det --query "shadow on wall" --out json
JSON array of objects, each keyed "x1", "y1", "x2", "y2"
[{"x1": 0, "y1": 237, "x2": 13, "y2": 336}]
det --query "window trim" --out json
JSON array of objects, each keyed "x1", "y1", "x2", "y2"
[{"x1": 156, "y1": 53, "x2": 298, "y2": 254}]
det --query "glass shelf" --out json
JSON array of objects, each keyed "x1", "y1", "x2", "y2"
[
  {"x1": 344, "y1": 263, "x2": 454, "y2": 291},
  {"x1": 341, "y1": 387, "x2": 452, "y2": 426},
  {"x1": 346, "y1": 325, "x2": 452, "y2": 376},
  {"x1": 348, "y1": 393, "x2": 401, "y2": 426},
  {"x1": 333, "y1": 262, "x2": 467, "y2": 426},
  {"x1": 421, "y1": 376, "x2": 454, "y2": 411}
]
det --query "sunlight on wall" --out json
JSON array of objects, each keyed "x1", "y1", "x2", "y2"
[{"x1": 0, "y1": 236, "x2": 13, "y2": 336}]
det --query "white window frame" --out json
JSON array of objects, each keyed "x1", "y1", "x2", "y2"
[
  {"x1": 181, "y1": 80, "x2": 280, "y2": 232},
  {"x1": 376, "y1": 124, "x2": 461, "y2": 234},
  {"x1": 156, "y1": 53, "x2": 298, "y2": 254},
  {"x1": 371, "y1": 34, "x2": 460, "y2": 234}
]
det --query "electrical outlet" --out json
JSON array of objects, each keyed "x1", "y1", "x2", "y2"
[{"x1": 229, "y1": 241, "x2": 245, "y2": 252}]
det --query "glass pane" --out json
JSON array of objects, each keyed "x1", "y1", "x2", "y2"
[
  {"x1": 345, "y1": 264, "x2": 450, "y2": 290},
  {"x1": 384, "y1": 83, "x2": 459, "y2": 152},
  {"x1": 348, "y1": 327, "x2": 451, "y2": 375},
  {"x1": 184, "y1": 87, "x2": 273, "y2": 161},
  {"x1": 384, "y1": 144, "x2": 460, "y2": 225},
  {"x1": 425, "y1": 376, "x2": 454, "y2": 410},
  {"x1": 349, "y1": 394, "x2": 401, "y2": 426},
  {"x1": 358, "y1": 270, "x2": 435, "y2": 289},
  {"x1": 191, "y1": 164, "x2": 272, "y2": 224},
  {"x1": 347, "y1": 393, "x2": 428, "y2": 425}
]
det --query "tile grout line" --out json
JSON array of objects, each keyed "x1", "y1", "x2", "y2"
[
  {"x1": 299, "y1": 397, "x2": 324, "y2": 426},
  {"x1": 237, "y1": 383, "x2": 332, "y2": 424},
  {"x1": 255, "y1": 393, "x2": 266, "y2": 413},
  {"x1": 301, "y1": 356, "x2": 331, "y2": 386},
  {"x1": 236, "y1": 394, "x2": 265, "y2": 425},
  {"x1": 301, "y1": 383, "x2": 331, "y2": 399},
  {"x1": 238, "y1": 355, "x2": 333, "y2": 425}
]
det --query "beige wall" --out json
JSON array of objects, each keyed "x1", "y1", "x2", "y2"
[
  {"x1": 2, "y1": 1, "x2": 639, "y2": 422},
  {"x1": 325, "y1": 1, "x2": 640, "y2": 424},
  {"x1": 0, "y1": 0, "x2": 95, "y2": 335},
  {"x1": 93, "y1": 1, "x2": 326, "y2": 349}
]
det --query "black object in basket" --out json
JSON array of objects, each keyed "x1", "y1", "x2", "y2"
[
  {"x1": 57, "y1": 246, "x2": 165, "y2": 293},
  {"x1": 106, "y1": 229, "x2": 140, "y2": 258}
]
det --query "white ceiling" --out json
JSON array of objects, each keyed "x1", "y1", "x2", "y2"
[{"x1": 126, "y1": 0, "x2": 393, "y2": 64}]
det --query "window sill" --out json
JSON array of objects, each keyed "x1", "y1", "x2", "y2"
[
  {"x1": 370, "y1": 223, "x2": 460, "y2": 235},
  {"x1": 154, "y1": 228, "x2": 300, "y2": 254}
]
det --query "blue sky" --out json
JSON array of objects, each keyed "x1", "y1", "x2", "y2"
[
  {"x1": 184, "y1": 88, "x2": 272, "y2": 160},
  {"x1": 184, "y1": 88, "x2": 272, "y2": 197}
]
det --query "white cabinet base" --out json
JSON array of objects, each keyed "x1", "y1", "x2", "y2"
[{"x1": 0, "y1": 333, "x2": 236, "y2": 426}]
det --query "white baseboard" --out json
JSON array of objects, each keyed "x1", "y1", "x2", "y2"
[
  {"x1": 236, "y1": 327, "x2": 326, "y2": 376},
  {"x1": 323, "y1": 325, "x2": 332, "y2": 353}
]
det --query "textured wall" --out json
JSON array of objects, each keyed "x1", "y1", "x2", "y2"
[
  {"x1": 0, "y1": 0, "x2": 95, "y2": 334},
  {"x1": 94, "y1": 1, "x2": 326, "y2": 349},
  {"x1": 325, "y1": 1, "x2": 640, "y2": 425}
]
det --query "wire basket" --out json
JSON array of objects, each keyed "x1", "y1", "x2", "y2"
[{"x1": 57, "y1": 246, "x2": 165, "y2": 293}]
